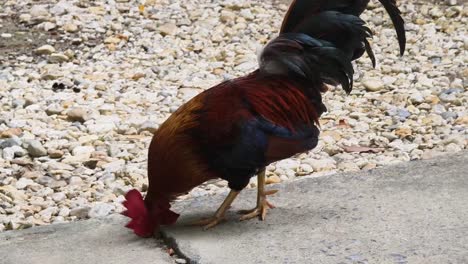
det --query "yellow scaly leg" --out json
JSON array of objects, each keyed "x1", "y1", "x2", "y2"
[
  {"x1": 239, "y1": 168, "x2": 278, "y2": 221},
  {"x1": 190, "y1": 190, "x2": 240, "y2": 230}
]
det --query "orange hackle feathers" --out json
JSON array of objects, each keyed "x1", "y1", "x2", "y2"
[
  {"x1": 122, "y1": 95, "x2": 218, "y2": 237},
  {"x1": 147, "y1": 94, "x2": 218, "y2": 196}
]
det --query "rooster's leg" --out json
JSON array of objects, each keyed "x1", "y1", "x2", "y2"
[
  {"x1": 190, "y1": 190, "x2": 239, "y2": 230},
  {"x1": 239, "y1": 168, "x2": 278, "y2": 221}
]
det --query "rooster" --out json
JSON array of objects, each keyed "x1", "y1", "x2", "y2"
[{"x1": 122, "y1": 0, "x2": 406, "y2": 237}]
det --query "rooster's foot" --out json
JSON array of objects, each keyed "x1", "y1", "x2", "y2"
[
  {"x1": 189, "y1": 190, "x2": 239, "y2": 230},
  {"x1": 190, "y1": 216, "x2": 225, "y2": 230},
  {"x1": 238, "y1": 189, "x2": 278, "y2": 221}
]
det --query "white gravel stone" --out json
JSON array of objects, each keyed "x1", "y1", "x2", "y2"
[
  {"x1": 35, "y1": 45, "x2": 56, "y2": 55},
  {"x1": 337, "y1": 161, "x2": 360, "y2": 172},
  {"x1": 63, "y1": 23, "x2": 79, "y2": 33},
  {"x1": 58, "y1": 207, "x2": 70, "y2": 217},
  {"x1": 0, "y1": 185, "x2": 27, "y2": 203},
  {"x1": 88, "y1": 203, "x2": 115, "y2": 218},
  {"x1": 45, "y1": 103, "x2": 64, "y2": 115},
  {"x1": 39, "y1": 207, "x2": 58, "y2": 221},
  {"x1": 69, "y1": 176, "x2": 83, "y2": 186},
  {"x1": 40, "y1": 22, "x2": 56, "y2": 31},
  {"x1": 2, "y1": 146, "x2": 26, "y2": 160},
  {"x1": 48, "y1": 53, "x2": 69, "y2": 63},
  {"x1": 52, "y1": 192, "x2": 67, "y2": 202},
  {"x1": 26, "y1": 140, "x2": 47, "y2": 157},
  {"x1": 276, "y1": 159, "x2": 301, "y2": 171},
  {"x1": 50, "y1": 1, "x2": 71, "y2": 16},
  {"x1": 304, "y1": 158, "x2": 337, "y2": 172},
  {"x1": 67, "y1": 108, "x2": 89, "y2": 123},
  {"x1": 299, "y1": 164, "x2": 314, "y2": 174},
  {"x1": 69, "y1": 206, "x2": 90, "y2": 219},
  {"x1": 15, "y1": 178, "x2": 35, "y2": 190},
  {"x1": 158, "y1": 23, "x2": 178, "y2": 36},
  {"x1": 362, "y1": 78, "x2": 384, "y2": 92},
  {"x1": 72, "y1": 146, "x2": 95, "y2": 157},
  {"x1": 30, "y1": 5, "x2": 50, "y2": 21}
]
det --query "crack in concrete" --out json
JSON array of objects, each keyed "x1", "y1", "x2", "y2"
[{"x1": 159, "y1": 230, "x2": 196, "y2": 264}]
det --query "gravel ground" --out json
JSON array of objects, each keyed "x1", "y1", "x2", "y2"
[{"x1": 0, "y1": 0, "x2": 466, "y2": 232}]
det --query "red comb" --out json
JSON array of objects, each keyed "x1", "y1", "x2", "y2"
[{"x1": 122, "y1": 189, "x2": 179, "y2": 237}]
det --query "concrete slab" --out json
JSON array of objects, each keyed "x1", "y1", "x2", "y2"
[
  {"x1": 0, "y1": 214, "x2": 173, "y2": 264},
  {"x1": 163, "y1": 152, "x2": 468, "y2": 264}
]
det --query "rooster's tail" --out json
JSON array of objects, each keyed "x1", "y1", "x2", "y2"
[{"x1": 259, "y1": 0, "x2": 405, "y2": 95}]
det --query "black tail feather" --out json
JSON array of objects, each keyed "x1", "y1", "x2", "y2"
[
  {"x1": 280, "y1": 0, "x2": 371, "y2": 33},
  {"x1": 280, "y1": 0, "x2": 406, "y2": 58},
  {"x1": 364, "y1": 39, "x2": 376, "y2": 68},
  {"x1": 378, "y1": 0, "x2": 406, "y2": 55},
  {"x1": 290, "y1": 11, "x2": 373, "y2": 62},
  {"x1": 267, "y1": 0, "x2": 406, "y2": 94}
]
